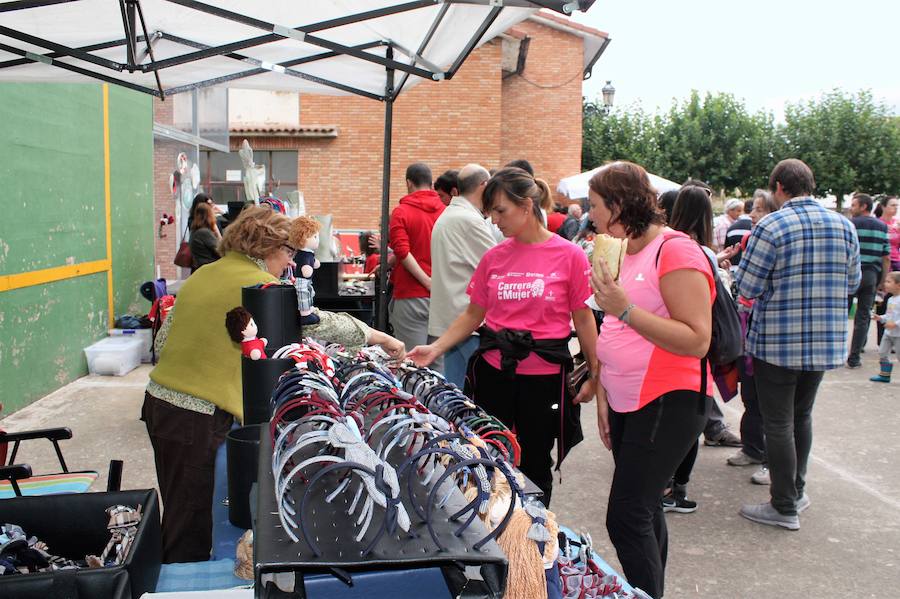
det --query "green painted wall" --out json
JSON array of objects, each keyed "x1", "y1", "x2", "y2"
[{"x1": 0, "y1": 83, "x2": 154, "y2": 414}]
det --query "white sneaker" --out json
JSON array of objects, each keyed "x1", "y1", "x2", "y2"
[
  {"x1": 751, "y1": 466, "x2": 770, "y2": 485},
  {"x1": 727, "y1": 450, "x2": 764, "y2": 467},
  {"x1": 796, "y1": 493, "x2": 811, "y2": 513}
]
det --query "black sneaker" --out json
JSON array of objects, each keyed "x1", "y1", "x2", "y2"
[{"x1": 662, "y1": 486, "x2": 698, "y2": 513}]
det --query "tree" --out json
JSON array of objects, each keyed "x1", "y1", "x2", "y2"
[
  {"x1": 782, "y1": 90, "x2": 900, "y2": 210},
  {"x1": 582, "y1": 92, "x2": 778, "y2": 196},
  {"x1": 653, "y1": 91, "x2": 778, "y2": 195},
  {"x1": 582, "y1": 99, "x2": 659, "y2": 172}
]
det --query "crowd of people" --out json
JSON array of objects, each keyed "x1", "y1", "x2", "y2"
[{"x1": 155, "y1": 157, "x2": 899, "y2": 599}]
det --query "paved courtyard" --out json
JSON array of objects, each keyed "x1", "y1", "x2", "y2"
[{"x1": 3, "y1": 328, "x2": 897, "y2": 598}]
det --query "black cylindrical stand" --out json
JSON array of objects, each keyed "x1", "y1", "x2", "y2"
[
  {"x1": 242, "y1": 357, "x2": 294, "y2": 426},
  {"x1": 241, "y1": 284, "x2": 302, "y2": 351},
  {"x1": 226, "y1": 424, "x2": 262, "y2": 529}
]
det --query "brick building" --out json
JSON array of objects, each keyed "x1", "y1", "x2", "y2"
[{"x1": 153, "y1": 12, "x2": 608, "y2": 278}]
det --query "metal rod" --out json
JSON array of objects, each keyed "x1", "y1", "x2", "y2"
[
  {"x1": 0, "y1": 0, "x2": 76, "y2": 12},
  {"x1": 149, "y1": 0, "x2": 437, "y2": 80},
  {"x1": 0, "y1": 41, "x2": 161, "y2": 96},
  {"x1": 118, "y1": 0, "x2": 135, "y2": 68},
  {"x1": 376, "y1": 47, "x2": 396, "y2": 332},
  {"x1": 163, "y1": 0, "x2": 435, "y2": 34},
  {"x1": 156, "y1": 34, "x2": 384, "y2": 100},
  {"x1": 393, "y1": 1, "x2": 449, "y2": 98},
  {"x1": 446, "y1": 0, "x2": 571, "y2": 10},
  {"x1": 161, "y1": 32, "x2": 382, "y2": 71},
  {"x1": 447, "y1": 6, "x2": 501, "y2": 77},
  {"x1": 0, "y1": 38, "x2": 128, "y2": 70},
  {"x1": 0, "y1": 25, "x2": 126, "y2": 72},
  {"x1": 133, "y1": 0, "x2": 164, "y2": 98}
]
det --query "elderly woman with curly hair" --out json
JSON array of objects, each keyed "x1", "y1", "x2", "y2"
[
  {"x1": 144, "y1": 206, "x2": 404, "y2": 563},
  {"x1": 589, "y1": 162, "x2": 716, "y2": 598}
]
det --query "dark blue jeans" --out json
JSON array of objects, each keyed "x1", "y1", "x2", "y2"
[{"x1": 752, "y1": 359, "x2": 824, "y2": 516}]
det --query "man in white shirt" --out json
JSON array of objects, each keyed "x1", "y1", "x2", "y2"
[
  {"x1": 713, "y1": 198, "x2": 744, "y2": 251},
  {"x1": 428, "y1": 163, "x2": 497, "y2": 388}
]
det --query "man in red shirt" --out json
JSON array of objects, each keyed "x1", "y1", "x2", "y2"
[{"x1": 389, "y1": 163, "x2": 445, "y2": 350}]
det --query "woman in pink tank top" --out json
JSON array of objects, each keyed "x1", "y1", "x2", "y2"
[{"x1": 588, "y1": 162, "x2": 715, "y2": 599}]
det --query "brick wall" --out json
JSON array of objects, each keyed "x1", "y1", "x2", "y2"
[
  {"x1": 288, "y1": 40, "x2": 504, "y2": 231},
  {"x1": 152, "y1": 98, "x2": 180, "y2": 280},
  {"x1": 501, "y1": 20, "x2": 584, "y2": 204}
]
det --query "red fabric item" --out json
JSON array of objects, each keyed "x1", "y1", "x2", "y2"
[
  {"x1": 149, "y1": 295, "x2": 175, "y2": 324},
  {"x1": 388, "y1": 189, "x2": 445, "y2": 298},
  {"x1": 241, "y1": 337, "x2": 267, "y2": 360},
  {"x1": 546, "y1": 211, "x2": 566, "y2": 233},
  {"x1": 364, "y1": 253, "x2": 380, "y2": 274}
]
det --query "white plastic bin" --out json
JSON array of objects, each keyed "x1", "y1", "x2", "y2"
[
  {"x1": 84, "y1": 336, "x2": 143, "y2": 376},
  {"x1": 109, "y1": 328, "x2": 153, "y2": 363}
]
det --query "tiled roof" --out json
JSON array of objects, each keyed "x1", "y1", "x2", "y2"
[{"x1": 229, "y1": 125, "x2": 338, "y2": 137}]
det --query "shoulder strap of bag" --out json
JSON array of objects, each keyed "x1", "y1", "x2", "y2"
[{"x1": 655, "y1": 234, "x2": 711, "y2": 415}]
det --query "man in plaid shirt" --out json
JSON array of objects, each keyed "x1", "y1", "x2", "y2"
[{"x1": 735, "y1": 159, "x2": 860, "y2": 531}]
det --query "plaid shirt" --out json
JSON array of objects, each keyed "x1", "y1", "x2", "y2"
[{"x1": 736, "y1": 197, "x2": 861, "y2": 370}]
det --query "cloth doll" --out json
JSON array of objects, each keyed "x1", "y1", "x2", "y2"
[
  {"x1": 226, "y1": 307, "x2": 268, "y2": 359},
  {"x1": 289, "y1": 216, "x2": 322, "y2": 326}
]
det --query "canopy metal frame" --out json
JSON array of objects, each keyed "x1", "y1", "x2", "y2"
[{"x1": 0, "y1": 0, "x2": 597, "y2": 329}]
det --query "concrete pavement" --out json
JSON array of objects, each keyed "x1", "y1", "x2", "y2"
[{"x1": 2, "y1": 333, "x2": 898, "y2": 597}]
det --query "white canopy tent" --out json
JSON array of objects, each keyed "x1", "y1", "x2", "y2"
[
  {"x1": 557, "y1": 163, "x2": 681, "y2": 200},
  {"x1": 0, "y1": 0, "x2": 600, "y2": 328}
]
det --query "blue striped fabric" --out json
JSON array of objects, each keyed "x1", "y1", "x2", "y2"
[
  {"x1": 736, "y1": 197, "x2": 861, "y2": 370},
  {"x1": 155, "y1": 559, "x2": 248, "y2": 592},
  {"x1": 0, "y1": 471, "x2": 97, "y2": 500}
]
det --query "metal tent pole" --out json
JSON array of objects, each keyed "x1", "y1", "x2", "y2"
[{"x1": 376, "y1": 46, "x2": 395, "y2": 332}]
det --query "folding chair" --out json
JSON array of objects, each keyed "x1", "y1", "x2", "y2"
[{"x1": 0, "y1": 424, "x2": 99, "y2": 499}]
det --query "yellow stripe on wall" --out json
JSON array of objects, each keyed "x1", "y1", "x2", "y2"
[
  {"x1": 0, "y1": 260, "x2": 110, "y2": 292},
  {"x1": 0, "y1": 85, "x2": 116, "y2": 303},
  {"x1": 103, "y1": 84, "x2": 114, "y2": 329}
]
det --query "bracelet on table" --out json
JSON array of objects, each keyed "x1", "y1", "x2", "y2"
[{"x1": 619, "y1": 303, "x2": 636, "y2": 324}]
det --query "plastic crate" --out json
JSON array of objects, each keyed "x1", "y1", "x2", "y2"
[
  {"x1": 109, "y1": 328, "x2": 153, "y2": 363},
  {"x1": 84, "y1": 336, "x2": 143, "y2": 376}
]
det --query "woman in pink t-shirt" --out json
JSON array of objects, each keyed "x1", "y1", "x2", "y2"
[
  {"x1": 589, "y1": 162, "x2": 715, "y2": 599},
  {"x1": 408, "y1": 167, "x2": 599, "y2": 506}
]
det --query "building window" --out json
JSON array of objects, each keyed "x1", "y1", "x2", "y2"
[{"x1": 200, "y1": 150, "x2": 298, "y2": 204}]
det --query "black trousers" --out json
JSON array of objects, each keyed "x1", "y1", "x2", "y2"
[
  {"x1": 142, "y1": 393, "x2": 233, "y2": 563},
  {"x1": 737, "y1": 357, "x2": 766, "y2": 462},
  {"x1": 469, "y1": 356, "x2": 563, "y2": 506},
  {"x1": 606, "y1": 391, "x2": 708, "y2": 599},
  {"x1": 752, "y1": 359, "x2": 823, "y2": 516},
  {"x1": 848, "y1": 268, "x2": 879, "y2": 365},
  {"x1": 672, "y1": 439, "x2": 699, "y2": 487}
]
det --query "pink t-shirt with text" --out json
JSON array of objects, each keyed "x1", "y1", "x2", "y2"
[
  {"x1": 596, "y1": 230, "x2": 716, "y2": 413},
  {"x1": 467, "y1": 235, "x2": 592, "y2": 375}
]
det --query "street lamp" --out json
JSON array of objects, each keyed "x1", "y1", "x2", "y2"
[{"x1": 601, "y1": 80, "x2": 615, "y2": 114}]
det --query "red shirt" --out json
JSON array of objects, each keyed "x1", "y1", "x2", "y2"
[
  {"x1": 364, "y1": 253, "x2": 380, "y2": 274},
  {"x1": 546, "y1": 211, "x2": 566, "y2": 233},
  {"x1": 241, "y1": 337, "x2": 267, "y2": 360},
  {"x1": 389, "y1": 189, "x2": 445, "y2": 299}
]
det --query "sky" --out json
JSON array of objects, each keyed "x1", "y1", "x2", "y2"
[{"x1": 571, "y1": 0, "x2": 900, "y2": 121}]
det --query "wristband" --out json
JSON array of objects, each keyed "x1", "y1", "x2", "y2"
[{"x1": 618, "y1": 303, "x2": 636, "y2": 324}]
